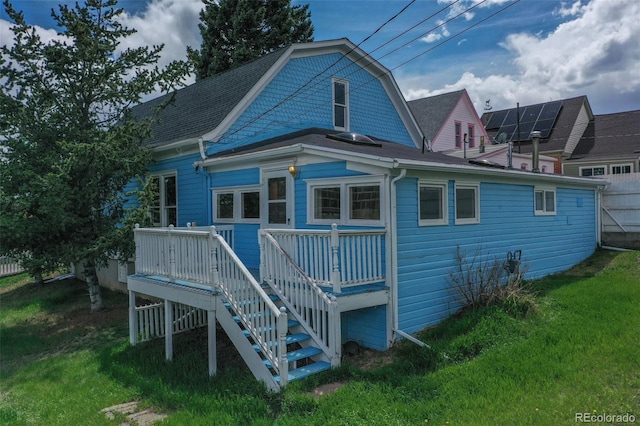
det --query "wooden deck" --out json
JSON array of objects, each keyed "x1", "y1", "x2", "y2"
[{"x1": 128, "y1": 225, "x2": 389, "y2": 390}]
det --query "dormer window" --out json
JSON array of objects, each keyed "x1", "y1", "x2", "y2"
[{"x1": 333, "y1": 78, "x2": 349, "y2": 130}]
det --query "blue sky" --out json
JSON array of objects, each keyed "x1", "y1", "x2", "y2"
[{"x1": 2, "y1": 0, "x2": 639, "y2": 114}]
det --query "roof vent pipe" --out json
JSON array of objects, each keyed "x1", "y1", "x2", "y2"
[
  {"x1": 507, "y1": 142, "x2": 513, "y2": 169},
  {"x1": 531, "y1": 130, "x2": 541, "y2": 173}
]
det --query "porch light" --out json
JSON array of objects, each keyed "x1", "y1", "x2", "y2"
[{"x1": 288, "y1": 165, "x2": 299, "y2": 178}]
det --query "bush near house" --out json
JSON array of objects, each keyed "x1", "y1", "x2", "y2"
[{"x1": 1, "y1": 249, "x2": 638, "y2": 425}]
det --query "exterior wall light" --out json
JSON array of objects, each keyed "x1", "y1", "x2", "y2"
[{"x1": 288, "y1": 165, "x2": 299, "y2": 178}]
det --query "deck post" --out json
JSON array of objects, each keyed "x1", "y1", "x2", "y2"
[
  {"x1": 258, "y1": 230, "x2": 265, "y2": 282},
  {"x1": 133, "y1": 224, "x2": 141, "y2": 274},
  {"x1": 208, "y1": 308, "x2": 217, "y2": 376},
  {"x1": 329, "y1": 296, "x2": 341, "y2": 366},
  {"x1": 129, "y1": 290, "x2": 138, "y2": 345},
  {"x1": 277, "y1": 307, "x2": 289, "y2": 388},
  {"x1": 209, "y1": 226, "x2": 220, "y2": 288},
  {"x1": 165, "y1": 300, "x2": 173, "y2": 361},
  {"x1": 330, "y1": 224, "x2": 341, "y2": 293},
  {"x1": 168, "y1": 225, "x2": 176, "y2": 282}
]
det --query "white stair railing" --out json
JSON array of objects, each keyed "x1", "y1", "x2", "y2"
[
  {"x1": 209, "y1": 229, "x2": 289, "y2": 386},
  {"x1": 260, "y1": 230, "x2": 339, "y2": 364}
]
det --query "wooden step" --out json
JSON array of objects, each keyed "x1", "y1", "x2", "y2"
[
  {"x1": 251, "y1": 333, "x2": 310, "y2": 352},
  {"x1": 223, "y1": 294, "x2": 280, "y2": 310},
  {"x1": 274, "y1": 361, "x2": 331, "y2": 383},
  {"x1": 233, "y1": 315, "x2": 299, "y2": 329},
  {"x1": 263, "y1": 346, "x2": 323, "y2": 369}
]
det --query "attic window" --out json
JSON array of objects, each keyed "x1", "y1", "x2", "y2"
[
  {"x1": 333, "y1": 78, "x2": 349, "y2": 130},
  {"x1": 326, "y1": 132, "x2": 382, "y2": 147}
]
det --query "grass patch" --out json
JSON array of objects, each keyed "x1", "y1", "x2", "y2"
[{"x1": 1, "y1": 249, "x2": 638, "y2": 425}]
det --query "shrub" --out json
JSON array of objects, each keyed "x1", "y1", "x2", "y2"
[{"x1": 448, "y1": 246, "x2": 536, "y2": 315}]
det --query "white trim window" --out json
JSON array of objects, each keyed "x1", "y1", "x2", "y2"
[
  {"x1": 454, "y1": 182, "x2": 480, "y2": 224},
  {"x1": 333, "y1": 78, "x2": 349, "y2": 131},
  {"x1": 212, "y1": 186, "x2": 260, "y2": 223},
  {"x1": 534, "y1": 187, "x2": 556, "y2": 216},
  {"x1": 418, "y1": 180, "x2": 448, "y2": 226},
  {"x1": 611, "y1": 164, "x2": 632, "y2": 175},
  {"x1": 579, "y1": 165, "x2": 606, "y2": 177},
  {"x1": 149, "y1": 172, "x2": 177, "y2": 227},
  {"x1": 308, "y1": 176, "x2": 384, "y2": 226}
]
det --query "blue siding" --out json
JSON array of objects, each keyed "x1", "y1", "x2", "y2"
[
  {"x1": 342, "y1": 306, "x2": 387, "y2": 351},
  {"x1": 208, "y1": 53, "x2": 414, "y2": 155},
  {"x1": 150, "y1": 153, "x2": 209, "y2": 227},
  {"x1": 395, "y1": 178, "x2": 597, "y2": 334},
  {"x1": 210, "y1": 168, "x2": 261, "y2": 268}
]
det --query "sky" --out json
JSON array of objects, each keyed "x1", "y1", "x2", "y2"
[{"x1": 1, "y1": 0, "x2": 639, "y2": 115}]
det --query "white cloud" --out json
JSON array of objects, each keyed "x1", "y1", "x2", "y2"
[
  {"x1": 117, "y1": 0, "x2": 203, "y2": 82},
  {"x1": 403, "y1": 0, "x2": 640, "y2": 114}
]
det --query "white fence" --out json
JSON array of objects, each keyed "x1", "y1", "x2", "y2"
[
  {"x1": 0, "y1": 255, "x2": 24, "y2": 278},
  {"x1": 135, "y1": 301, "x2": 208, "y2": 342}
]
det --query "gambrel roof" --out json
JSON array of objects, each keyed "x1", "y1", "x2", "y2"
[{"x1": 132, "y1": 39, "x2": 424, "y2": 152}]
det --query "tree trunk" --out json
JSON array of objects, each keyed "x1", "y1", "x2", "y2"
[
  {"x1": 34, "y1": 271, "x2": 44, "y2": 286},
  {"x1": 83, "y1": 258, "x2": 104, "y2": 312}
]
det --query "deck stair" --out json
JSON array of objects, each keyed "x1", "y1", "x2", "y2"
[{"x1": 224, "y1": 290, "x2": 331, "y2": 384}]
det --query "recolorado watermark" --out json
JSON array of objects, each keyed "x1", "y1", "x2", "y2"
[{"x1": 575, "y1": 412, "x2": 636, "y2": 423}]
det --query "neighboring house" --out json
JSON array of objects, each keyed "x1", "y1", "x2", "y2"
[
  {"x1": 562, "y1": 110, "x2": 640, "y2": 178},
  {"x1": 481, "y1": 96, "x2": 594, "y2": 174},
  {"x1": 409, "y1": 90, "x2": 555, "y2": 172},
  {"x1": 564, "y1": 110, "x2": 640, "y2": 249},
  {"x1": 408, "y1": 89, "x2": 490, "y2": 153},
  {"x1": 125, "y1": 39, "x2": 603, "y2": 390}
]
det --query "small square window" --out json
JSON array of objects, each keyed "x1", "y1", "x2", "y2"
[
  {"x1": 419, "y1": 181, "x2": 448, "y2": 226},
  {"x1": 534, "y1": 187, "x2": 556, "y2": 215},
  {"x1": 455, "y1": 184, "x2": 479, "y2": 224},
  {"x1": 242, "y1": 192, "x2": 260, "y2": 219},
  {"x1": 314, "y1": 187, "x2": 341, "y2": 220},
  {"x1": 349, "y1": 185, "x2": 380, "y2": 220}
]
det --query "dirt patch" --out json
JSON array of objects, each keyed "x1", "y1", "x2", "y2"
[
  {"x1": 308, "y1": 382, "x2": 347, "y2": 399},
  {"x1": 342, "y1": 347, "x2": 395, "y2": 370},
  {"x1": 102, "y1": 401, "x2": 167, "y2": 426}
]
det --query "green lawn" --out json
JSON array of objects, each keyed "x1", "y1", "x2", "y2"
[{"x1": 1, "y1": 249, "x2": 638, "y2": 425}]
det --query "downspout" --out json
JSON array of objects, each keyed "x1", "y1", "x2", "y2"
[
  {"x1": 389, "y1": 166, "x2": 434, "y2": 350},
  {"x1": 389, "y1": 167, "x2": 406, "y2": 345}
]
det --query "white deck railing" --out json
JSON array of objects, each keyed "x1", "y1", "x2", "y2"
[
  {"x1": 135, "y1": 301, "x2": 208, "y2": 342},
  {"x1": 133, "y1": 225, "x2": 288, "y2": 385},
  {"x1": 261, "y1": 225, "x2": 386, "y2": 293},
  {"x1": 260, "y1": 231, "x2": 338, "y2": 362}
]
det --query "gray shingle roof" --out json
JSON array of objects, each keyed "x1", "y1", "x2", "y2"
[
  {"x1": 131, "y1": 46, "x2": 289, "y2": 148},
  {"x1": 407, "y1": 90, "x2": 465, "y2": 141},
  {"x1": 571, "y1": 110, "x2": 640, "y2": 160},
  {"x1": 211, "y1": 127, "x2": 471, "y2": 167}
]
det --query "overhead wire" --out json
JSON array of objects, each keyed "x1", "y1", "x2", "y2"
[{"x1": 213, "y1": 0, "x2": 521, "y2": 146}]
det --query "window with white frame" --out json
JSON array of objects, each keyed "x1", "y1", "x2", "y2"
[
  {"x1": 333, "y1": 78, "x2": 349, "y2": 130},
  {"x1": 534, "y1": 187, "x2": 556, "y2": 215},
  {"x1": 455, "y1": 183, "x2": 479, "y2": 224},
  {"x1": 580, "y1": 166, "x2": 606, "y2": 177},
  {"x1": 455, "y1": 121, "x2": 462, "y2": 148},
  {"x1": 213, "y1": 186, "x2": 260, "y2": 223},
  {"x1": 611, "y1": 164, "x2": 632, "y2": 175},
  {"x1": 149, "y1": 172, "x2": 177, "y2": 227},
  {"x1": 419, "y1": 180, "x2": 448, "y2": 226},
  {"x1": 308, "y1": 176, "x2": 384, "y2": 225}
]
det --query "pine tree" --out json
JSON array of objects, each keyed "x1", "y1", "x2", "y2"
[
  {"x1": 189, "y1": 0, "x2": 314, "y2": 80},
  {"x1": 0, "y1": 0, "x2": 189, "y2": 311}
]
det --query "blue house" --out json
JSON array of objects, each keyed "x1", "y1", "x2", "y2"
[{"x1": 127, "y1": 39, "x2": 604, "y2": 390}]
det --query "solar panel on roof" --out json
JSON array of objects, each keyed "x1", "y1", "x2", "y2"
[
  {"x1": 486, "y1": 110, "x2": 508, "y2": 129},
  {"x1": 489, "y1": 100, "x2": 563, "y2": 142},
  {"x1": 538, "y1": 101, "x2": 563, "y2": 120}
]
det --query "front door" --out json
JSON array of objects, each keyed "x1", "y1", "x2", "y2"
[{"x1": 262, "y1": 170, "x2": 294, "y2": 229}]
